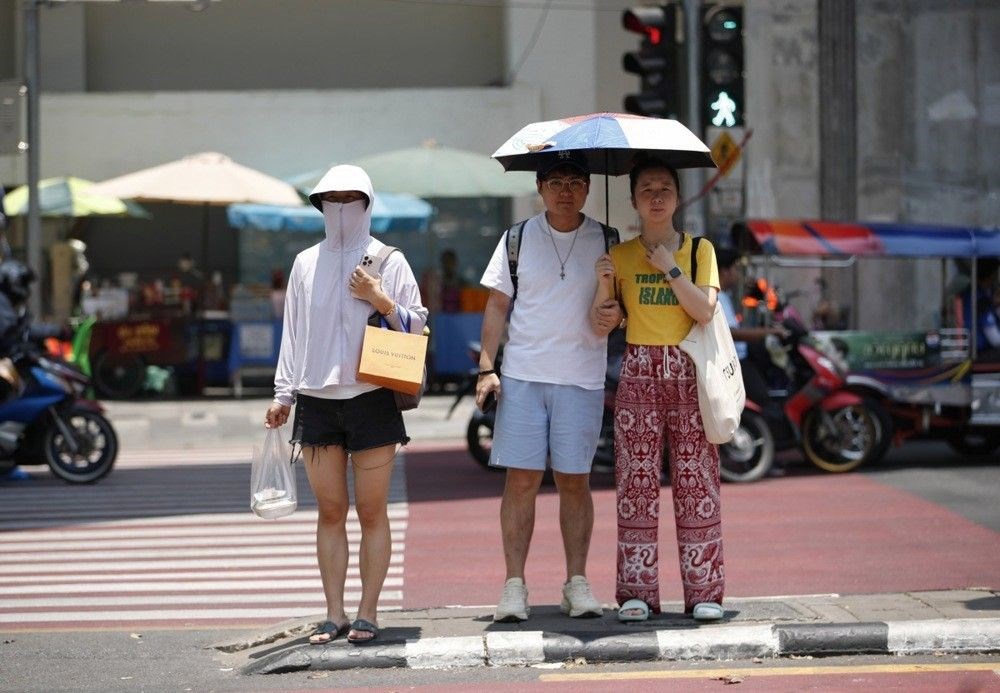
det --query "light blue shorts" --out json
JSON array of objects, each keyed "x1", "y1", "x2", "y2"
[{"x1": 489, "y1": 376, "x2": 604, "y2": 474}]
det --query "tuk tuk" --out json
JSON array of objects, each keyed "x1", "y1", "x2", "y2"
[{"x1": 732, "y1": 219, "x2": 1000, "y2": 460}]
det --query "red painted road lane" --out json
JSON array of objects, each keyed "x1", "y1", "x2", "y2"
[
  {"x1": 403, "y1": 446, "x2": 1000, "y2": 608},
  {"x1": 303, "y1": 666, "x2": 1000, "y2": 692}
]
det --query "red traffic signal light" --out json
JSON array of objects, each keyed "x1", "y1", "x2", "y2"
[
  {"x1": 623, "y1": 6, "x2": 669, "y2": 44},
  {"x1": 621, "y1": 5, "x2": 681, "y2": 119}
]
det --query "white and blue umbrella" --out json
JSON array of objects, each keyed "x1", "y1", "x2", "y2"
[
  {"x1": 227, "y1": 192, "x2": 433, "y2": 234},
  {"x1": 492, "y1": 112, "x2": 715, "y2": 176}
]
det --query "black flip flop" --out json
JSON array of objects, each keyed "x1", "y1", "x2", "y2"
[
  {"x1": 347, "y1": 618, "x2": 380, "y2": 645},
  {"x1": 309, "y1": 620, "x2": 350, "y2": 645}
]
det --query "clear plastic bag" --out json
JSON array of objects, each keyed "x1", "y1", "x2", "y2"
[{"x1": 250, "y1": 427, "x2": 297, "y2": 519}]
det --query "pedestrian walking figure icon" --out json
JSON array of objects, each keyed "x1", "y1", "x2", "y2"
[{"x1": 710, "y1": 91, "x2": 738, "y2": 128}]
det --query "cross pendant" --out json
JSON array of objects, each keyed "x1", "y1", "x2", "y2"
[{"x1": 560, "y1": 270, "x2": 565, "y2": 280}]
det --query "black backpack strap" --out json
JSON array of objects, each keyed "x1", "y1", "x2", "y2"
[
  {"x1": 506, "y1": 220, "x2": 528, "y2": 303},
  {"x1": 690, "y1": 234, "x2": 701, "y2": 285}
]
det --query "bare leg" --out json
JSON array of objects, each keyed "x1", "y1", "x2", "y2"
[
  {"x1": 302, "y1": 446, "x2": 350, "y2": 643},
  {"x1": 348, "y1": 443, "x2": 398, "y2": 642},
  {"x1": 552, "y1": 471, "x2": 593, "y2": 579},
  {"x1": 500, "y1": 468, "x2": 544, "y2": 579}
]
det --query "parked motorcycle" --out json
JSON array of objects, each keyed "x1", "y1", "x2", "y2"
[
  {"x1": 0, "y1": 342, "x2": 118, "y2": 483},
  {"x1": 729, "y1": 315, "x2": 884, "y2": 474}
]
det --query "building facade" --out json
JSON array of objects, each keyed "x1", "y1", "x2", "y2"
[{"x1": 0, "y1": 0, "x2": 996, "y2": 327}]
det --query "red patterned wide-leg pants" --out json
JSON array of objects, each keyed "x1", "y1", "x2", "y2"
[{"x1": 614, "y1": 343, "x2": 725, "y2": 613}]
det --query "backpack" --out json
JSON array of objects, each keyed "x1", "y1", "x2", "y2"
[
  {"x1": 364, "y1": 243, "x2": 427, "y2": 411},
  {"x1": 505, "y1": 218, "x2": 620, "y2": 302}
]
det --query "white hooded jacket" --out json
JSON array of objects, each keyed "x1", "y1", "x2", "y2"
[{"x1": 273, "y1": 165, "x2": 428, "y2": 406}]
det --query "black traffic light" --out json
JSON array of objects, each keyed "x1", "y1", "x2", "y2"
[
  {"x1": 622, "y1": 5, "x2": 681, "y2": 119},
  {"x1": 700, "y1": 4, "x2": 744, "y2": 128}
]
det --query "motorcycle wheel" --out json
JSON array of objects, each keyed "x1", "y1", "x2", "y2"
[
  {"x1": 720, "y1": 410, "x2": 775, "y2": 483},
  {"x1": 93, "y1": 351, "x2": 145, "y2": 399},
  {"x1": 467, "y1": 411, "x2": 497, "y2": 470},
  {"x1": 864, "y1": 398, "x2": 895, "y2": 464},
  {"x1": 802, "y1": 404, "x2": 877, "y2": 473},
  {"x1": 946, "y1": 429, "x2": 1000, "y2": 456},
  {"x1": 43, "y1": 407, "x2": 119, "y2": 483}
]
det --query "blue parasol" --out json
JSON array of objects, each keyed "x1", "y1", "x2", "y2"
[{"x1": 226, "y1": 193, "x2": 433, "y2": 234}]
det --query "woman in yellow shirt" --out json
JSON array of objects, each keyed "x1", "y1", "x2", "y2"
[{"x1": 591, "y1": 155, "x2": 725, "y2": 623}]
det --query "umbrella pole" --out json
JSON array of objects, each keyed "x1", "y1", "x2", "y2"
[
  {"x1": 197, "y1": 202, "x2": 209, "y2": 394},
  {"x1": 202, "y1": 203, "x2": 210, "y2": 273},
  {"x1": 604, "y1": 150, "x2": 610, "y2": 225}
]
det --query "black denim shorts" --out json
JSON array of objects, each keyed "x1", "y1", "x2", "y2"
[{"x1": 291, "y1": 389, "x2": 409, "y2": 452}]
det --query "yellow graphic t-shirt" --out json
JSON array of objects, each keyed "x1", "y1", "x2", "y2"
[{"x1": 611, "y1": 234, "x2": 720, "y2": 346}]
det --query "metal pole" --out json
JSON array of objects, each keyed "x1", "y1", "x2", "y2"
[
  {"x1": 682, "y1": 0, "x2": 706, "y2": 237},
  {"x1": 24, "y1": 0, "x2": 42, "y2": 317}
]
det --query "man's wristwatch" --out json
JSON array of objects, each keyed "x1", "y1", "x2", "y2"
[{"x1": 667, "y1": 266, "x2": 683, "y2": 280}]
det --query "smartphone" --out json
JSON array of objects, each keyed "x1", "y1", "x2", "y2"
[
  {"x1": 358, "y1": 255, "x2": 380, "y2": 280},
  {"x1": 481, "y1": 390, "x2": 498, "y2": 414}
]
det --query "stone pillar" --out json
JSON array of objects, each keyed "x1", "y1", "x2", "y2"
[{"x1": 818, "y1": 0, "x2": 857, "y2": 221}]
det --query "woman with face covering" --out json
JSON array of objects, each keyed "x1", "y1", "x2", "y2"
[
  {"x1": 590, "y1": 155, "x2": 725, "y2": 624},
  {"x1": 265, "y1": 165, "x2": 427, "y2": 645}
]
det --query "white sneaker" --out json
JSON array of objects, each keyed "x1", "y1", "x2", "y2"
[
  {"x1": 560, "y1": 575, "x2": 602, "y2": 618},
  {"x1": 494, "y1": 577, "x2": 529, "y2": 622}
]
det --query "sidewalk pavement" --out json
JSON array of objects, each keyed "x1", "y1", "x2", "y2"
[
  {"x1": 103, "y1": 392, "x2": 476, "y2": 451},
  {"x1": 216, "y1": 588, "x2": 1000, "y2": 674}
]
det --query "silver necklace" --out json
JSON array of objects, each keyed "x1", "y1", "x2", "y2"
[{"x1": 546, "y1": 220, "x2": 580, "y2": 280}]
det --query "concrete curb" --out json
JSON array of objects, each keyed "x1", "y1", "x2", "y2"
[{"x1": 244, "y1": 618, "x2": 1000, "y2": 674}]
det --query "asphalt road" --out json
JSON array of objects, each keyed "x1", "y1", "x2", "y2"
[
  {"x1": 862, "y1": 440, "x2": 1000, "y2": 532},
  {"x1": 1, "y1": 396, "x2": 997, "y2": 691}
]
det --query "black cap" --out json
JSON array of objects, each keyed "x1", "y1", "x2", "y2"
[{"x1": 536, "y1": 150, "x2": 591, "y2": 179}]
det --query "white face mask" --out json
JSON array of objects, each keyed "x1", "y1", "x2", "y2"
[{"x1": 322, "y1": 199, "x2": 367, "y2": 240}]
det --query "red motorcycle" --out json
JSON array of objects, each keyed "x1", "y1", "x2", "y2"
[{"x1": 723, "y1": 314, "x2": 884, "y2": 477}]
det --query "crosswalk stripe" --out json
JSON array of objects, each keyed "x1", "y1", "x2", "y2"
[
  {"x1": 0, "y1": 521, "x2": 408, "y2": 537},
  {"x1": 0, "y1": 554, "x2": 404, "y2": 575},
  {"x1": 2, "y1": 567, "x2": 403, "y2": 585},
  {"x1": 0, "y1": 533, "x2": 405, "y2": 550},
  {"x1": 0, "y1": 590, "x2": 406, "y2": 609},
  {"x1": 1, "y1": 577, "x2": 403, "y2": 595},
  {"x1": 0, "y1": 452, "x2": 410, "y2": 628},
  {"x1": 0, "y1": 607, "x2": 393, "y2": 623},
  {"x1": 1, "y1": 542, "x2": 405, "y2": 561},
  {"x1": 0, "y1": 510, "x2": 409, "y2": 531}
]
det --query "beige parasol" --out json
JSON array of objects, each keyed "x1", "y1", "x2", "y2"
[
  {"x1": 90, "y1": 151, "x2": 302, "y2": 271},
  {"x1": 90, "y1": 151, "x2": 301, "y2": 206}
]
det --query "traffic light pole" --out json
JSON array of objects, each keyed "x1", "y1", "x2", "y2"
[
  {"x1": 682, "y1": 0, "x2": 707, "y2": 238},
  {"x1": 23, "y1": 0, "x2": 42, "y2": 317}
]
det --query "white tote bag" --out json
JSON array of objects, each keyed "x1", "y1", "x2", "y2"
[{"x1": 678, "y1": 305, "x2": 746, "y2": 444}]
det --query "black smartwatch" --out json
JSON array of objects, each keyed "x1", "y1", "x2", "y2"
[{"x1": 667, "y1": 266, "x2": 683, "y2": 280}]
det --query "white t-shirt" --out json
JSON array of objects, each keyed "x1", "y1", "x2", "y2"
[{"x1": 480, "y1": 213, "x2": 607, "y2": 390}]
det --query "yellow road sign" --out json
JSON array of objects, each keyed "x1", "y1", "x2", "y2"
[{"x1": 710, "y1": 130, "x2": 741, "y2": 177}]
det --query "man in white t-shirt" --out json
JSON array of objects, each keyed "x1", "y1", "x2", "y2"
[{"x1": 476, "y1": 151, "x2": 622, "y2": 623}]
